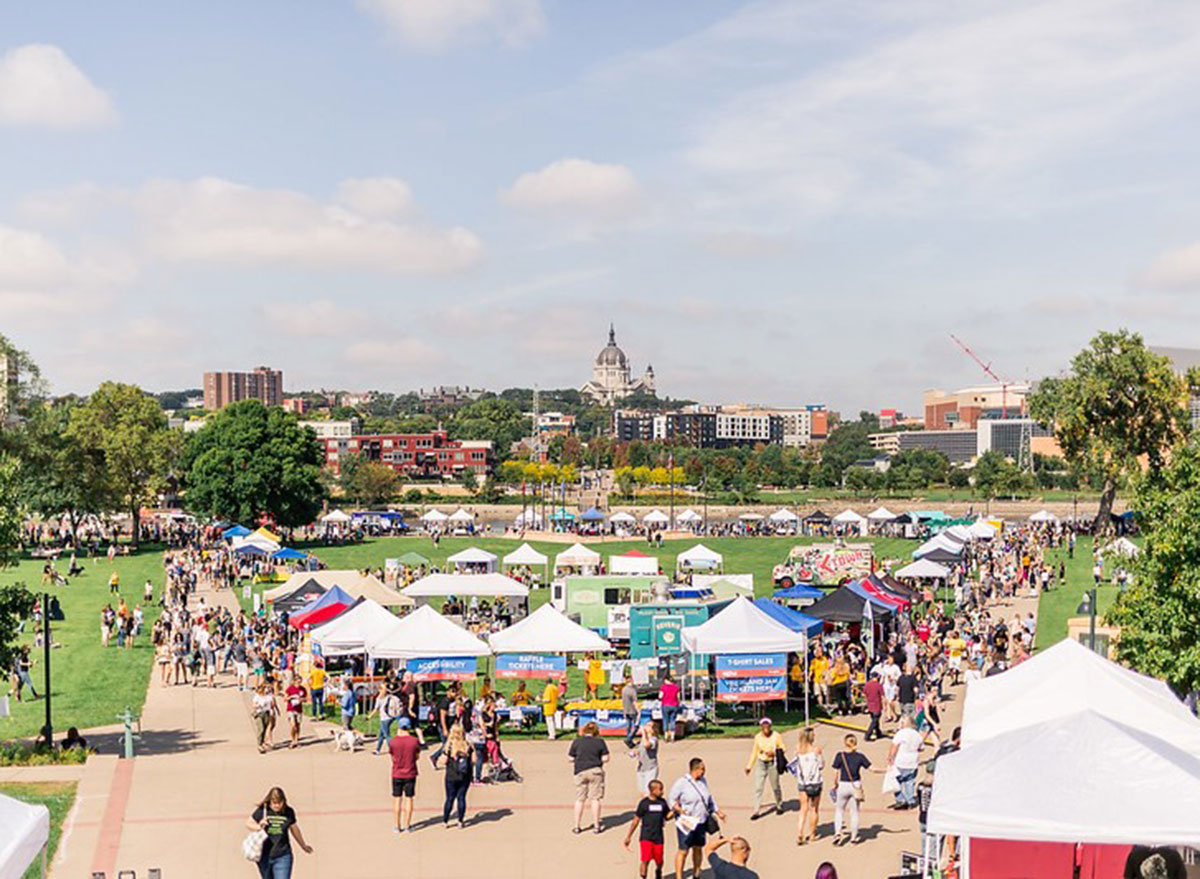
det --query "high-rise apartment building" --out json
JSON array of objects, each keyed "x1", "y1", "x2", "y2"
[{"x1": 203, "y1": 366, "x2": 284, "y2": 410}]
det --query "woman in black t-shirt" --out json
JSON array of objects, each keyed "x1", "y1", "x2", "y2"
[
  {"x1": 246, "y1": 786, "x2": 312, "y2": 878},
  {"x1": 829, "y1": 735, "x2": 873, "y2": 846}
]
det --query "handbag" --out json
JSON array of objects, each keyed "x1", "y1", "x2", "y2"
[
  {"x1": 774, "y1": 747, "x2": 788, "y2": 775},
  {"x1": 687, "y1": 778, "x2": 720, "y2": 835},
  {"x1": 882, "y1": 764, "x2": 900, "y2": 795},
  {"x1": 242, "y1": 828, "x2": 268, "y2": 862}
]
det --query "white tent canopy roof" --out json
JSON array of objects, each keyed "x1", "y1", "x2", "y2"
[
  {"x1": 768, "y1": 508, "x2": 799, "y2": 523},
  {"x1": 366, "y1": 604, "x2": 492, "y2": 659},
  {"x1": 642, "y1": 509, "x2": 670, "y2": 524},
  {"x1": 675, "y1": 508, "x2": 702, "y2": 523},
  {"x1": 1104, "y1": 536, "x2": 1140, "y2": 558},
  {"x1": 913, "y1": 533, "x2": 965, "y2": 558},
  {"x1": 421, "y1": 509, "x2": 450, "y2": 522},
  {"x1": 1029, "y1": 509, "x2": 1060, "y2": 522},
  {"x1": 737, "y1": 512, "x2": 764, "y2": 521},
  {"x1": 677, "y1": 544, "x2": 723, "y2": 566},
  {"x1": 609, "y1": 511, "x2": 637, "y2": 524},
  {"x1": 893, "y1": 558, "x2": 951, "y2": 579},
  {"x1": 233, "y1": 534, "x2": 280, "y2": 553},
  {"x1": 487, "y1": 603, "x2": 612, "y2": 654},
  {"x1": 968, "y1": 519, "x2": 999, "y2": 539},
  {"x1": 962, "y1": 638, "x2": 1200, "y2": 752},
  {"x1": 681, "y1": 595, "x2": 806, "y2": 654},
  {"x1": 311, "y1": 599, "x2": 400, "y2": 656},
  {"x1": 448, "y1": 508, "x2": 475, "y2": 522},
  {"x1": 513, "y1": 508, "x2": 542, "y2": 524},
  {"x1": 403, "y1": 572, "x2": 529, "y2": 598},
  {"x1": 929, "y1": 710, "x2": 1200, "y2": 846},
  {"x1": 0, "y1": 792, "x2": 49, "y2": 879},
  {"x1": 609, "y1": 552, "x2": 659, "y2": 575},
  {"x1": 502, "y1": 543, "x2": 548, "y2": 566},
  {"x1": 447, "y1": 546, "x2": 498, "y2": 565},
  {"x1": 943, "y1": 524, "x2": 972, "y2": 542},
  {"x1": 867, "y1": 506, "x2": 897, "y2": 521},
  {"x1": 555, "y1": 542, "x2": 601, "y2": 567},
  {"x1": 832, "y1": 509, "x2": 867, "y2": 524},
  {"x1": 321, "y1": 509, "x2": 352, "y2": 523}
]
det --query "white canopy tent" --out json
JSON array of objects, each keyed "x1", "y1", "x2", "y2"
[
  {"x1": 311, "y1": 599, "x2": 401, "y2": 656},
  {"x1": 403, "y1": 572, "x2": 529, "y2": 599},
  {"x1": 554, "y1": 542, "x2": 602, "y2": 572},
  {"x1": 338, "y1": 573, "x2": 413, "y2": 608},
  {"x1": 737, "y1": 512, "x2": 764, "y2": 522},
  {"x1": 913, "y1": 533, "x2": 965, "y2": 558},
  {"x1": 929, "y1": 710, "x2": 1200, "y2": 848},
  {"x1": 232, "y1": 533, "x2": 280, "y2": 554},
  {"x1": 487, "y1": 603, "x2": 612, "y2": 654},
  {"x1": 502, "y1": 543, "x2": 549, "y2": 568},
  {"x1": 674, "y1": 508, "x2": 702, "y2": 524},
  {"x1": 421, "y1": 509, "x2": 450, "y2": 524},
  {"x1": 609, "y1": 552, "x2": 659, "y2": 575},
  {"x1": 321, "y1": 509, "x2": 352, "y2": 524},
  {"x1": 962, "y1": 638, "x2": 1200, "y2": 752},
  {"x1": 609, "y1": 511, "x2": 637, "y2": 525},
  {"x1": 447, "y1": 546, "x2": 498, "y2": 573},
  {"x1": 448, "y1": 508, "x2": 475, "y2": 523},
  {"x1": 767, "y1": 508, "x2": 799, "y2": 524},
  {"x1": 676, "y1": 543, "x2": 724, "y2": 572},
  {"x1": 0, "y1": 792, "x2": 49, "y2": 879},
  {"x1": 968, "y1": 519, "x2": 999, "y2": 540},
  {"x1": 832, "y1": 509, "x2": 867, "y2": 524},
  {"x1": 681, "y1": 595, "x2": 806, "y2": 654},
  {"x1": 893, "y1": 558, "x2": 951, "y2": 580},
  {"x1": 943, "y1": 523, "x2": 972, "y2": 542},
  {"x1": 642, "y1": 509, "x2": 670, "y2": 525},
  {"x1": 366, "y1": 604, "x2": 492, "y2": 660},
  {"x1": 1104, "y1": 536, "x2": 1140, "y2": 558},
  {"x1": 1029, "y1": 509, "x2": 1060, "y2": 523},
  {"x1": 867, "y1": 506, "x2": 897, "y2": 521}
]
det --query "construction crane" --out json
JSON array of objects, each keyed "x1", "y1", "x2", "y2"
[{"x1": 949, "y1": 334, "x2": 1033, "y2": 473}]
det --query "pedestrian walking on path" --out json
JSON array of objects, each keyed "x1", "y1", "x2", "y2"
[
  {"x1": 435, "y1": 722, "x2": 473, "y2": 827},
  {"x1": 669, "y1": 757, "x2": 726, "y2": 879},
  {"x1": 793, "y1": 727, "x2": 824, "y2": 845},
  {"x1": 284, "y1": 675, "x2": 306, "y2": 749},
  {"x1": 252, "y1": 682, "x2": 279, "y2": 754},
  {"x1": 370, "y1": 686, "x2": 403, "y2": 755},
  {"x1": 630, "y1": 721, "x2": 659, "y2": 796},
  {"x1": 569, "y1": 721, "x2": 610, "y2": 834},
  {"x1": 830, "y1": 734, "x2": 872, "y2": 846},
  {"x1": 388, "y1": 716, "x2": 423, "y2": 833},
  {"x1": 245, "y1": 786, "x2": 312, "y2": 879},
  {"x1": 623, "y1": 778, "x2": 668, "y2": 879},
  {"x1": 744, "y1": 717, "x2": 784, "y2": 820}
]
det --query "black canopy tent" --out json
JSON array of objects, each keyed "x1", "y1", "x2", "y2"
[
  {"x1": 918, "y1": 547, "x2": 963, "y2": 564},
  {"x1": 271, "y1": 579, "x2": 327, "y2": 614},
  {"x1": 806, "y1": 585, "x2": 894, "y2": 623},
  {"x1": 803, "y1": 509, "x2": 831, "y2": 523}
]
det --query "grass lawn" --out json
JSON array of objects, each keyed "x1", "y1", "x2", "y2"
[
  {"x1": 0, "y1": 550, "x2": 166, "y2": 740},
  {"x1": 1034, "y1": 535, "x2": 1124, "y2": 650},
  {"x1": 0, "y1": 780, "x2": 78, "y2": 879}
]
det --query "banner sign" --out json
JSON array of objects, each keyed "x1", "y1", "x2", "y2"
[
  {"x1": 652, "y1": 615, "x2": 684, "y2": 655},
  {"x1": 405, "y1": 656, "x2": 477, "y2": 682},
  {"x1": 495, "y1": 653, "x2": 568, "y2": 679},
  {"x1": 714, "y1": 653, "x2": 786, "y2": 703},
  {"x1": 778, "y1": 543, "x2": 874, "y2": 585}
]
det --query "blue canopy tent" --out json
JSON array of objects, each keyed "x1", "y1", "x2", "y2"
[
  {"x1": 580, "y1": 507, "x2": 605, "y2": 522},
  {"x1": 223, "y1": 524, "x2": 251, "y2": 538},
  {"x1": 272, "y1": 548, "x2": 308, "y2": 561},
  {"x1": 771, "y1": 583, "x2": 825, "y2": 601},
  {"x1": 753, "y1": 598, "x2": 823, "y2": 637},
  {"x1": 233, "y1": 543, "x2": 271, "y2": 556}
]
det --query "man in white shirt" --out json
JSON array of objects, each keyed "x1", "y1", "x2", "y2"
[{"x1": 887, "y1": 716, "x2": 923, "y2": 809}]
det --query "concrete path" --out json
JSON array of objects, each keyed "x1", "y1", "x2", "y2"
[{"x1": 57, "y1": 581, "x2": 1040, "y2": 878}]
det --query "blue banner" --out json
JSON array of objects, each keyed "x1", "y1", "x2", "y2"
[
  {"x1": 495, "y1": 653, "x2": 568, "y2": 679},
  {"x1": 714, "y1": 653, "x2": 787, "y2": 703},
  {"x1": 405, "y1": 656, "x2": 477, "y2": 681}
]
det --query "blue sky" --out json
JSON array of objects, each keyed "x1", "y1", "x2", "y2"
[{"x1": 3, "y1": 0, "x2": 1200, "y2": 413}]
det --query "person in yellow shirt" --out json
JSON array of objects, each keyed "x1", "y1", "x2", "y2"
[
  {"x1": 829, "y1": 655, "x2": 852, "y2": 716},
  {"x1": 809, "y1": 649, "x2": 830, "y2": 707},
  {"x1": 744, "y1": 717, "x2": 785, "y2": 818},
  {"x1": 946, "y1": 631, "x2": 966, "y2": 685},
  {"x1": 542, "y1": 678, "x2": 560, "y2": 740},
  {"x1": 585, "y1": 657, "x2": 605, "y2": 699},
  {"x1": 511, "y1": 681, "x2": 532, "y2": 705},
  {"x1": 309, "y1": 662, "x2": 326, "y2": 719}
]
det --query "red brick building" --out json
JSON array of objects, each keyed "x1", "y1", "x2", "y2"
[
  {"x1": 322, "y1": 432, "x2": 493, "y2": 477},
  {"x1": 203, "y1": 366, "x2": 284, "y2": 410}
]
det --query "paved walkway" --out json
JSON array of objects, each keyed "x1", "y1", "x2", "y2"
[{"x1": 55, "y1": 583, "x2": 1040, "y2": 878}]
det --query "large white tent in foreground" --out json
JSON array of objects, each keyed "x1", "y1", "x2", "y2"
[
  {"x1": 403, "y1": 572, "x2": 529, "y2": 599},
  {"x1": 310, "y1": 599, "x2": 400, "y2": 656},
  {"x1": 487, "y1": 603, "x2": 611, "y2": 654},
  {"x1": 0, "y1": 792, "x2": 49, "y2": 879},
  {"x1": 365, "y1": 605, "x2": 491, "y2": 659},
  {"x1": 681, "y1": 595, "x2": 806, "y2": 654}
]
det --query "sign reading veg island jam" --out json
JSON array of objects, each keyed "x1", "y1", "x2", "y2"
[{"x1": 773, "y1": 543, "x2": 874, "y2": 587}]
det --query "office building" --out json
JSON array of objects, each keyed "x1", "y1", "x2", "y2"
[
  {"x1": 300, "y1": 419, "x2": 360, "y2": 440},
  {"x1": 923, "y1": 384, "x2": 1030, "y2": 430},
  {"x1": 203, "y1": 366, "x2": 284, "y2": 410},
  {"x1": 897, "y1": 429, "x2": 980, "y2": 464}
]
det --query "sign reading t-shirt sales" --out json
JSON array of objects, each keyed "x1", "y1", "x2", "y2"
[
  {"x1": 714, "y1": 653, "x2": 787, "y2": 702},
  {"x1": 495, "y1": 653, "x2": 568, "y2": 679},
  {"x1": 405, "y1": 656, "x2": 477, "y2": 682}
]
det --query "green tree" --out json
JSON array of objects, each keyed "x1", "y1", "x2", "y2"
[
  {"x1": 450, "y1": 398, "x2": 528, "y2": 459},
  {"x1": 1029, "y1": 330, "x2": 1192, "y2": 533},
  {"x1": 458, "y1": 469, "x2": 479, "y2": 495},
  {"x1": 0, "y1": 332, "x2": 47, "y2": 421},
  {"x1": 339, "y1": 454, "x2": 399, "y2": 507},
  {"x1": 20, "y1": 401, "x2": 108, "y2": 544},
  {"x1": 1108, "y1": 444, "x2": 1200, "y2": 691},
  {"x1": 68, "y1": 382, "x2": 175, "y2": 547},
  {"x1": 182, "y1": 399, "x2": 326, "y2": 528},
  {"x1": 0, "y1": 454, "x2": 36, "y2": 672}
]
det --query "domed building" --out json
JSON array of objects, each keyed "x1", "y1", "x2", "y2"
[{"x1": 579, "y1": 325, "x2": 656, "y2": 405}]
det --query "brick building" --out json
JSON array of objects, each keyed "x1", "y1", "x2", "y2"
[
  {"x1": 322, "y1": 431, "x2": 493, "y2": 477},
  {"x1": 203, "y1": 366, "x2": 284, "y2": 410}
]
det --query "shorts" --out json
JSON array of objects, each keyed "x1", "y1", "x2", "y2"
[
  {"x1": 574, "y1": 767, "x2": 605, "y2": 801},
  {"x1": 639, "y1": 840, "x2": 664, "y2": 865},
  {"x1": 676, "y1": 825, "x2": 707, "y2": 850},
  {"x1": 236, "y1": 662, "x2": 248, "y2": 676},
  {"x1": 949, "y1": 656, "x2": 962, "y2": 671},
  {"x1": 392, "y1": 777, "x2": 416, "y2": 798}
]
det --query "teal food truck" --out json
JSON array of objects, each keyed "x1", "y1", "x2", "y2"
[{"x1": 628, "y1": 598, "x2": 733, "y2": 659}]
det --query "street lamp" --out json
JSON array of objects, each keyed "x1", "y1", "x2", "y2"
[{"x1": 1076, "y1": 587, "x2": 1097, "y2": 652}]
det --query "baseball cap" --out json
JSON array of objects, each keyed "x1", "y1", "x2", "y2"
[
  {"x1": 759, "y1": 717, "x2": 773, "y2": 726},
  {"x1": 397, "y1": 716, "x2": 412, "y2": 729}
]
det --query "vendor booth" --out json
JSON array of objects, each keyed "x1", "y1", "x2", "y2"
[
  {"x1": 752, "y1": 598, "x2": 823, "y2": 637},
  {"x1": 366, "y1": 604, "x2": 491, "y2": 667},
  {"x1": 610, "y1": 550, "x2": 659, "y2": 576},
  {"x1": 403, "y1": 572, "x2": 529, "y2": 600},
  {"x1": 642, "y1": 509, "x2": 670, "y2": 528},
  {"x1": 488, "y1": 603, "x2": 612, "y2": 654},
  {"x1": 501, "y1": 543, "x2": 549, "y2": 581},
  {"x1": 676, "y1": 544, "x2": 724, "y2": 573},
  {"x1": 289, "y1": 585, "x2": 355, "y2": 629},
  {"x1": 802, "y1": 509, "x2": 831, "y2": 536},
  {"x1": 0, "y1": 792, "x2": 50, "y2": 879},
  {"x1": 554, "y1": 542, "x2": 602, "y2": 575},
  {"x1": 321, "y1": 509, "x2": 352, "y2": 525},
  {"x1": 805, "y1": 584, "x2": 894, "y2": 623},
  {"x1": 447, "y1": 546, "x2": 499, "y2": 573},
  {"x1": 831, "y1": 508, "x2": 868, "y2": 536},
  {"x1": 1028, "y1": 509, "x2": 1060, "y2": 524},
  {"x1": 893, "y1": 558, "x2": 950, "y2": 580},
  {"x1": 609, "y1": 511, "x2": 637, "y2": 528},
  {"x1": 674, "y1": 509, "x2": 702, "y2": 528},
  {"x1": 420, "y1": 509, "x2": 450, "y2": 528},
  {"x1": 310, "y1": 599, "x2": 400, "y2": 656}
]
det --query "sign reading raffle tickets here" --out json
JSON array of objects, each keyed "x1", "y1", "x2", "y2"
[
  {"x1": 405, "y1": 656, "x2": 477, "y2": 682},
  {"x1": 495, "y1": 654, "x2": 568, "y2": 679},
  {"x1": 714, "y1": 653, "x2": 787, "y2": 703}
]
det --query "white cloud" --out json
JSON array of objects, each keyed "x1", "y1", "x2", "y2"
[
  {"x1": 358, "y1": 0, "x2": 545, "y2": 50},
  {"x1": 344, "y1": 338, "x2": 446, "y2": 369},
  {"x1": 1142, "y1": 241, "x2": 1200, "y2": 290},
  {"x1": 501, "y1": 158, "x2": 641, "y2": 218},
  {"x1": 335, "y1": 177, "x2": 414, "y2": 218},
  {"x1": 258, "y1": 299, "x2": 369, "y2": 337},
  {"x1": 0, "y1": 44, "x2": 116, "y2": 128},
  {"x1": 0, "y1": 224, "x2": 133, "y2": 319}
]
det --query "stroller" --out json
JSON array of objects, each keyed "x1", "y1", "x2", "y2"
[{"x1": 485, "y1": 737, "x2": 522, "y2": 783}]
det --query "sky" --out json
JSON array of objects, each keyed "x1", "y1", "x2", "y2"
[{"x1": 4, "y1": 0, "x2": 1200, "y2": 414}]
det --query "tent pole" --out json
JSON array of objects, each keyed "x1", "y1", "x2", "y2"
[{"x1": 803, "y1": 639, "x2": 810, "y2": 728}]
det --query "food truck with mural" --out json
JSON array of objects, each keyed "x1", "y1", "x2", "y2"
[{"x1": 772, "y1": 542, "x2": 874, "y2": 587}]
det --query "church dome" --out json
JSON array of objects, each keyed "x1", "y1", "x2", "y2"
[{"x1": 595, "y1": 325, "x2": 628, "y2": 367}]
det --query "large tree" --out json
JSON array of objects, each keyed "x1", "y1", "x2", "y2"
[
  {"x1": 1107, "y1": 443, "x2": 1200, "y2": 692},
  {"x1": 1028, "y1": 330, "x2": 1192, "y2": 533},
  {"x1": 20, "y1": 400, "x2": 108, "y2": 544},
  {"x1": 67, "y1": 382, "x2": 176, "y2": 547},
  {"x1": 0, "y1": 454, "x2": 36, "y2": 672},
  {"x1": 183, "y1": 400, "x2": 326, "y2": 528},
  {"x1": 338, "y1": 452, "x2": 398, "y2": 507}
]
